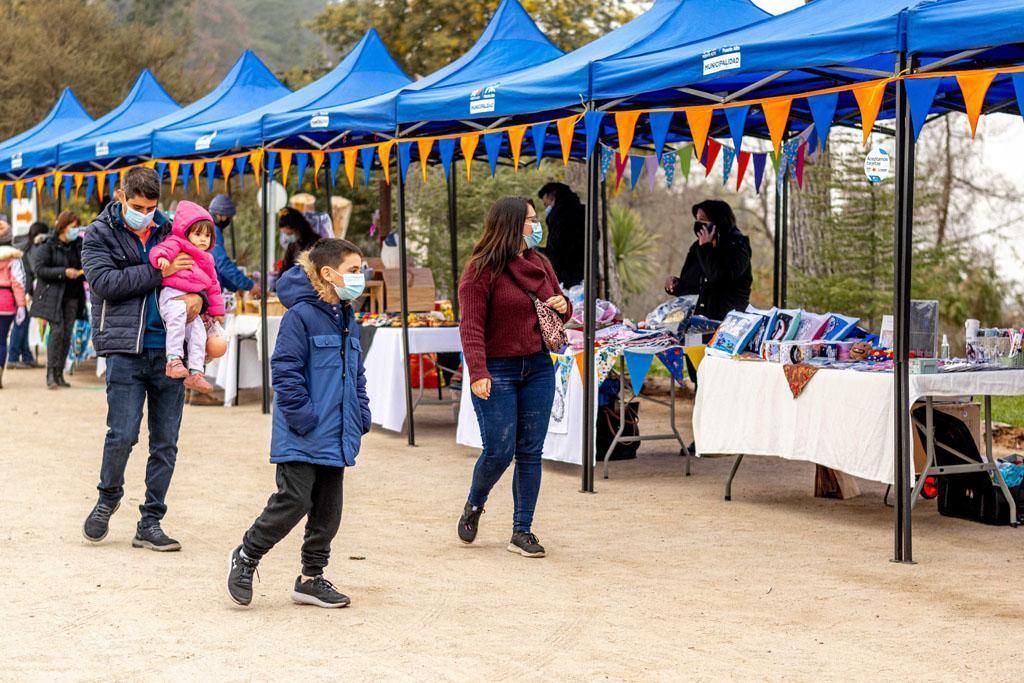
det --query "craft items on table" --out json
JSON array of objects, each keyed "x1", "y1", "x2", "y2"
[{"x1": 707, "y1": 311, "x2": 764, "y2": 357}]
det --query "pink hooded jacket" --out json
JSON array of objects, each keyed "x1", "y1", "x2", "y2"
[
  {"x1": 148, "y1": 201, "x2": 225, "y2": 316},
  {"x1": 0, "y1": 245, "x2": 27, "y2": 315}
]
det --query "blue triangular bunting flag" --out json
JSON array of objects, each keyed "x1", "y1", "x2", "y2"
[
  {"x1": 722, "y1": 147, "x2": 735, "y2": 185},
  {"x1": 629, "y1": 154, "x2": 645, "y2": 190},
  {"x1": 624, "y1": 351, "x2": 655, "y2": 396},
  {"x1": 752, "y1": 153, "x2": 767, "y2": 194},
  {"x1": 483, "y1": 131, "x2": 503, "y2": 177},
  {"x1": 205, "y1": 161, "x2": 217, "y2": 194},
  {"x1": 44, "y1": 174, "x2": 54, "y2": 199},
  {"x1": 234, "y1": 155, "x2": 247, "y2": 190},
  {"x1": 648, "y1": 111, "x2": 673, "y2": 162},
  {"x1": 584, "y1": 111, "x2": 605, "y2": 160},
  {"x1": 807, "y1": 92, "x2": 839, "y2": 152},
  {"x1": 438, "y1": 138, "x2": 456, "y2": 180},
  {"x1": 266, "y1": 151, "x2": 278, "y2": 178},
  {"x1": 179, "y1": 165, "x2": 191, "y2": 194},
  {"x1": 657, "y1": 348, "x2": 688, "y2": 385},
  {"x1": 156, "y1": 162, "x2": 167, "y2": 183},
  {"x1": 328, "y1": 151, "x2": 341, "y2": 187},
  {"x1": 905, "y1": 77, "x2": 942, "y2": 141},
  {"x1": 662, "y1": 150, "x2": 677, "y2": 188},
  {"x1": 359, "y1": 146, "x2": 376, "y2": 186},
  {"x1": 84, "y1": 175, "x2": 95, "y2": 199},
  {"x1": 1013, "y1": 74, "x2": 1024, "y2": 128},
  {"x1": 294, "y1": 153, "x2": 308, "y2": 188},
  {"x1": 398, "y1": 141, "x2": 413, "y2": 183},
  {"x1": 530, "y1": 121, "x2": 549, "y2": 168},
  {"x1": 724, "y1": 106, "x2": 750, "y2": 156},
  {"x1": 600, "y1": 144, "x2": 614, "y2": 180},
  {"x1": 63, "y1": 175, "x2": 73, "y2": 202}
]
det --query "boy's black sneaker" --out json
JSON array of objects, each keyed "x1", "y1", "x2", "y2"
[
  {"x1": 458, "y1": 502, "x2": 484, "y2": 544},
  {"x1": 82, "y1": 500, "x2": 120, "y2": 542},
  {"x1": 508, "y1": 532, "x2": 546, "y2": 558},
  {"x1": 132, "y1": 524, "x2": 181, "y2": 552},
  {"x1": 227, "y1": 546, "x2": 259, "y2": 606},
  {"x1": 291, "y1": 575, "x2": 350, "y2": 608}
]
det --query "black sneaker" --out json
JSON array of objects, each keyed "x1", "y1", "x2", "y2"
[
  {"x1": 227, "y1": 545, "x2": 259, "y2": 606},
  {"x1": 82, "y1": 500, "x2": 120, "y2": 542},
  {"x1": 458, "y1": 502, "x2": 484, "y2": 544},
  {"x1": 132, "y1": 524, "x2": 181, "y2": 552},
  {"x1": 508, "y1": 532, "x2": 546, "y2": 558},
  {"x1": 291, "y1": 575, "x2": 350, "y2": 608}
]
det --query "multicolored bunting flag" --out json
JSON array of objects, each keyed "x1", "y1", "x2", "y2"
[
  {"x1": 736, "y1": 151, "x2": 751, "y2": 190},
  {"x1": 795, "y1": 143, "x2": 806, "y2": 189},
  {"x1": 599, "y1": 144, "x2": 614, "y2": 180},
  {"x1": 722, "y1": 147, "x2": 735, "y2": 185},
  {"x1": 645, "y1": 154, "x2": 658, "y2": 192},
  {"x1": 783, "y1": 139, "x2": 800, "y2": 181},
  {"x1": 662, "y1": 150, "x2": 677, "y2": 188},
  {"x1": 679, "y1": 144, "x2": 692, "y2": 180},
  {"x1": 614, "y1": 151, "x2": 628, "y2": 190},
  {"x1": 657, "y1": 347, "x2": 688, "y2": 385}
]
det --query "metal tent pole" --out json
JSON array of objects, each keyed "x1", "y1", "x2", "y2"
[
  {"x1": 397, "y1": 167, "x2": 416, "y2": 446},
  {"x1": 447, "y1": 170, "x2": 460, "y2": 319},
  {"x1": 581, "y1": 152, "x2": 599, "y2": 493},
  {"x1": 600, "y1": 177, "x2": 610, "y2": 300},
  {"x1": 772, "y1": 177, "x2": 783, "y2": 306},
  {"x1": 260, "y1": 155, "x2": 271, "y2": 414},
  {"x1": 779, "y1": 174, "x2": 790, "y2": 308},
  {"x1": 892, "y1": 52, "x2": 917, "y2": 564}
]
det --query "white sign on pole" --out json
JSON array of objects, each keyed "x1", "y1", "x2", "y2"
[
  {"x1": 864, "y1": 148, "x2": 891, "y2": 183},
  {"x1": 11, "y1": 189, "x2": 37, "y2": 238}
]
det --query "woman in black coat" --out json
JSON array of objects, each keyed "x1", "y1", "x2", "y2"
[
  {"x1": 31, "y1": 211, "x2": 87, "y2": 388},
  {"x1": 275, "y1": 207, "x2": 321, "y2": 284},
  {"x1": 665, "y1": 199, "x2": 752, "y2": 321}
]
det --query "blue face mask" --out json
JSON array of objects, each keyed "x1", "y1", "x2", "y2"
[
  {"x1": 279, "y1": 232, "x2": 297, "y2": 249},
  {"x1": 123, "y1": 204, "x2": 155, "y2": 231},
  {"x1": 523, "y1": 219, "x2": 544, "y2": 250},
  {"x1": 330, "y1": 270, "x2": 365, "y2": 301},
  {"x1": 65, "y1": 227, "x2": 81, "y2": 241},
  {"x1": 544, "y1": 205, "x2": 553, "y2": 218}
]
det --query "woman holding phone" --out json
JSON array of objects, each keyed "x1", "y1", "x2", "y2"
[
  {"x1": 456, "y1": 196, "x2": 571, "y2": 558},
  {"x1": 664, "y1": 199, "x2": 752, "y2": 321}
]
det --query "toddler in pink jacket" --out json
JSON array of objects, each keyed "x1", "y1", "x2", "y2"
[{"x1": 148, "y1": 201, "x2": 225, "y2": 392}]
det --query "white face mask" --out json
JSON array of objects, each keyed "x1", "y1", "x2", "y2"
[{"x1": 329, "y1": 269, "x2": 365, "y2": 301}]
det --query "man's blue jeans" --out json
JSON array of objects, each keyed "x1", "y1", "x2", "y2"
[
  {"x1": 468, "y1": 352, "x2": 555, "y2": 533},
  {"x1": 98, "y1": 350, "x2": 185, "y2": 527}
]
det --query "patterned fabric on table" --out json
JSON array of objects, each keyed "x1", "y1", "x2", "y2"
[{"x1": 783, "y1": 363, "x2": 819, "y2": 398}]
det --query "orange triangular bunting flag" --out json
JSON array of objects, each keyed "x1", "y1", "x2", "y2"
[
  {"x1": 508, "y1": 125, "x2": 527, "y2": 171},
  {"x1": 556, "y1": 116, "x2": 576, "y2": 165},
  {"x1": 378, "y1": 140, "x2": 396, "y2": 185},
  {"x1": 278, "y1": 151, "x2": 293, "y2": 187},
  {"x1": 143, "y1": 160, "x2": 157, "y2": 170},
  {"x1": 116, "y1": 169, "x2": 125, "y2": 190},
  {"x1": 344, "y1": 148, "x2": 357, "y2": 188},
  {"x1": 249, "y1": 150, "x2": 263, "y2": 186},
  {"x1": 615, "y1": 111, "x2": 641, "y2": 159},
  {"x1": 684, "y1": 108, "x2": 713, "y2": 160},
  {"x1": 852, "y1": 81, "x2": 888, "y2": 145},
  {"x1": 13, "y1": 180, "x2": 24, "y2": 200},
  {"x1": 54, "y1": 172, "x2": 64, "y2": 195},
  {"x1": 168, "y1": 161, "x2": 180, "y2": 192},
  {"x1": 192, "y1": 162, "x2": 203, "y2": 193},
  {"x1": 311, "y1": 150, "x2": 325, "y2": 187},
  {"x1": 574, "y1": 351, "x2": 586, "y2": 381},
  {"x1": 417, "y1": 138, "x2": 434, "y2": 183},
  {"x1": 72, "y1": 173, "x2": 84, "y2": 198},
  {"x1": 762, "y1": 98, "x2": 792, "y2": 156},
  {"x1": 220, "y1": 157, "x2": 234, "y2": 191},
  {"x1": 95, "y1": 172, "x2": 106, "y2": 200},
  {"x1": 461, "y1": 133, "x2": 480, "y2": 181},
  {"x1": 35, "y1": 175, "x2": 46, "y2": 200},
  {"x1": 956, "y1": 71, "x2": 997, "y2": 138}
]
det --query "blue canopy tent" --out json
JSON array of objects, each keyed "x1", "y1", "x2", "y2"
[
  {"x1": 1, "y1": 70, "x2": 179, "y2": 184},
  {"x1": 266, "y1": 0, "x2": 566, "y2": 439},
  {"x1": 59, "y1": 51, "x2": 290, "y2": 176},
  {"x1": 587, "y1": 0, "x2": 1024, "y2": 560},
  {"x1": 153, "y1": 29, "x2": 410, "y2": 165},
  {"x1": 0, "y1": 88, "x2": 93, "y2": 175}
]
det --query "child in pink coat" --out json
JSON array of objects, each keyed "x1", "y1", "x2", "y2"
[
  {"x1": 148, "y1": 201, "x2": 225, "y2": 392},
  {"x1": 0, "y1": 245, "x2": 28, "y2": 387}
]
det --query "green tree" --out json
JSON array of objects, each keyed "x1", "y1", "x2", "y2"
[
  {"x1": 310, "y1": 0, "x2": 633, "y2": 77},
  {"x1": 0, "y1": 0, "x2": 207, "y2": 141},
  {"x1": 607, "y1": 203, "x2": 655, "y2": 305}
]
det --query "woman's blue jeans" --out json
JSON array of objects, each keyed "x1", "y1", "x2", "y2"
[{"x1": 468, "y1": 351, "x2": 555, "y2": 533}]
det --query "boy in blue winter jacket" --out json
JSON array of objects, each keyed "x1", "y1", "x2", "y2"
[{"x1": 228, "y1": 239, "x2": 371, "y2": 608}]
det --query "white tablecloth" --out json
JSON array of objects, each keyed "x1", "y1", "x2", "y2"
[
  {"x1": 693, "y1": 355, "x2": 1024, "y2": 484},
  {"x1": 363, "y1": 326, "x2": 463, "y2": 432},
  {"x1": 456, "y1": 358, "x2": 586, "y2": 465},
  {"x1": 204, "y1": 314, "x2": 282, "y2": 406}
]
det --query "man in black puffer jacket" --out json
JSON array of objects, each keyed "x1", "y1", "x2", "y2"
[{"x1": 80, "y1": 167, "x2": 204, "y2": 552}]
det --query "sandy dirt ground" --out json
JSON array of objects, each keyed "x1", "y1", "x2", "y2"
[{"x1": 1, "y1": 361, "x2": 1022, "y2": 681}]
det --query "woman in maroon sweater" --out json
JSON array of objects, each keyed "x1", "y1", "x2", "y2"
[{"x1": 456, "y1": 196, "x2": 571, "y2": 558}]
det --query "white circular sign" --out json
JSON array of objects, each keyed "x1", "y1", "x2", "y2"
[{"x1": 864, "y1": 148, "x2": 891, "y2": 183}]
